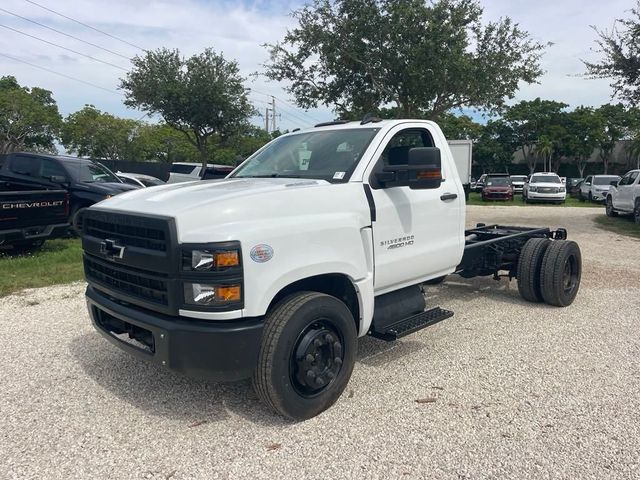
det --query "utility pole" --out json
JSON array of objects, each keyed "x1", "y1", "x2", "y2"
[
  {"x1": 265, "y1": 107, "x2": 270, "y2": 132},
  {"x1": 271, "y1": 96, "x2": 277, "y2": 132}
]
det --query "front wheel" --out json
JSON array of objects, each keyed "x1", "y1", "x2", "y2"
[
  {"x1": 634, "y1": 201, "x2": 640, "y2": 224},
  {"x1": 253, "y1": 292, "x2": 357, "y2": 420},
  {"x1": 70, "y1": 206, "x2": 87, "y2": 236},
  {"x1": 606, "y1": 197, "x2": 618, "y2": 217}
]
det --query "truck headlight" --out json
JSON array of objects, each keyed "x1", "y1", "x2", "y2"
[
  {"x1": 529, "y1": 186, "x2": 537, "y2": 192},
  {"x1": 559, "y1": 187, "x2": 566, "y2": 193},
  {"x1": 183, "y1": 246, "x2": 240, "y2": 271},
  {"x1": 183, "y1": 283, "x2": 241, "y2": 306}
]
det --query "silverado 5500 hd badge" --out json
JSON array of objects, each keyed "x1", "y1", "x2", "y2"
[{"x1": 381, "y1": 235, "x2": 414, "y2": 250}]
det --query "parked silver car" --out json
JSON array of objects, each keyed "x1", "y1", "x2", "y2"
[{"x1": 579, "y1": 175, "x2": 621, "y2": 202}]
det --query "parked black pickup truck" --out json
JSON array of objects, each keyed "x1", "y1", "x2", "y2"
[
  {"x1": 0, "y1": 152, "x2": 137, "y2": 232},
  {"x1": 0, "y1": 187, "x2": 69, "y2": 251}
]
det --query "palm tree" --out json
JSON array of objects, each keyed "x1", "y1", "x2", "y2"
[{"x1": 536, "y1": 136, "x2": 553, "y2": 172}]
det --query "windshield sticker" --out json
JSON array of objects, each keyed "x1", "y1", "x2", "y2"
[
  {"x1": 250, "y1": 244, "x2": 274, "y2": 263},
  {"x1": 333, "y1": 171, "x2": 346, "y2": 180}
]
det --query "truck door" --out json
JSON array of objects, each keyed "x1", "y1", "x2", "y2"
[
  {"x1": 366, "y1": 127, "x2": 464, "y2": 294},
  {"x1": 619, "y1": 171, "x2": 639, "y2": 210}
]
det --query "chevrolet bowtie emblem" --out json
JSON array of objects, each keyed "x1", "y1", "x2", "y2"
[{"x1": 100, "y1": 239, "x2": 125, "y2": 260}]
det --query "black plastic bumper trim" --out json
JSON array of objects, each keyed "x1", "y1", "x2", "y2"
[{"x1": 86, "y1": 286, "x2": 264, "y2": 382}]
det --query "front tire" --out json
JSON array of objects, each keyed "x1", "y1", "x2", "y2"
[
  {"x1": 70, "y1": 206, "x2": 87, "y2": 236},
  {"x1": 253, "y1": 292, "x2": 357, "y2": 420},
  {"x1": 606, "y1": 197, "x2": 618, "y2": 217},
  {"x1": 540, "y1": 240, "x2": 582, "y2": 307},
  {"x1": 634, "y1": 201, "x2": 640, "y2": 224}
]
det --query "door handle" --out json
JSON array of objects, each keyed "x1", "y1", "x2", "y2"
[{"x1": 440, "y1": 193, "x2": 458, "y2": 201}]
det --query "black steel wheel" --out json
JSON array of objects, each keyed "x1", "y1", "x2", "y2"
[
  {"x1": 540, "y1": 240, "x2": 582, "y2": 307},
  {"x1": 253, "y1": 291, "x2": 356, "y2": 420},
  {"x1": 605, "y1": 197, "x2": 618, "y2": 217},
  {"x1": 517, "y1": 237, "x2": 551, "y2": 303}
]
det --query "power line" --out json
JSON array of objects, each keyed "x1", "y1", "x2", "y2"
[
  {"x1": 23, "y1": 0, "x2": 146, "y2": 52},
  {"x1": 0, "y1": 7, "x2": 132, "y2": 61},
  {"x1": 249, "y1": 88, "x2": 325, "y2": 123},
  {"x1": 0, "y1": 51, "x2": 123, "y2": 95},
  {"x1": 0, "y1": 24, "x2": 128, "y2": 71}
]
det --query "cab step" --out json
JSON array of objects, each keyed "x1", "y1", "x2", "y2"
[{"x1": 370, "y1": 307, "x2": 454, "y2": 342}]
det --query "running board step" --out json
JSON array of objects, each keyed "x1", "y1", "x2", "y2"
[{"x1": 370, "y1": 307, "x2": 454, "y2": 342}]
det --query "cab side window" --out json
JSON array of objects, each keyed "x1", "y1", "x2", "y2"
[
  {"x1": 370, "y1": 128, "x2": 436, "y2": 189},
  {"x1": 9, "y1": 155, "x2": 39, "y2": 177},
  {"x1": 39, "y1": 159, "x2": 67, "y2": 181},
  {"x1": 629, "y1": 171, "x2": 639, "y2": 184}
]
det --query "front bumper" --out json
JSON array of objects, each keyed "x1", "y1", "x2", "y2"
[
  {"x1": 591, "y1": 191, "x2": 609, "y2": 202},
  {"x1": 86, "y1": 286, "x2": 263, "y2": 381},
  {"x1": 0, "y1": 223, "x2": 69, "y2": 245},
  {"x1": 483, "y1": 191, "x2": 513, "y2": 200},
  {"x1": 527, "y1": 191, "x2": 566, "y2": 202}
]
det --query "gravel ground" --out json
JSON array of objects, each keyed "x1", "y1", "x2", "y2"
[{"x1": 1, "y1": 206, "x2": 639, "y2": 480}]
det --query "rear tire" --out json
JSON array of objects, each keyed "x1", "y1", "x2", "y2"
[
  {"x1": 252, "y1": 292, "x2": 357, "y2": 420},
  {"x1": 517, "y1": 238, "x2": 551, "y2": 303},
  {"x1": 634, "y1": 200, "x2": 640, "y2": 224},
  {"x1": 540, "y1": 240, "x2": 582, "y2": 307},
  {"x1": 606, "y1": 197, "x2": 618, "y2": 217}
]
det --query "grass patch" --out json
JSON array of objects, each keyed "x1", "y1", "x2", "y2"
[
  {"x1": 594, "y1": 215, "x2": 640, "y2": 239},
  {"x1": 467, "y1": 192, "x2": 602, "y2": 208},
  {"x1": 0, "y1": 239, "x2": 84, "y2": 297}
]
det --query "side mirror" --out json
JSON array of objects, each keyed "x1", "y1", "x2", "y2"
[
  {"x1": 49, "y1": 175, "x2": 68, "y2": 184},
  {"x1": 407, "y1": 147, "x2": 442, "y2": 189},
  {"x1": 375, "y1": 147, "x2": 442, "y2": 190}
]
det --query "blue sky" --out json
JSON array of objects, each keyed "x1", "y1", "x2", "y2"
[{"x1": 0, "y1": 0, "x2": 635, "y2": 131}]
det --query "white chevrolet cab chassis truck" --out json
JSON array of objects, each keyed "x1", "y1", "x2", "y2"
[{"x1": 81, "y1": 119, "x2": 582, "y2": 420}]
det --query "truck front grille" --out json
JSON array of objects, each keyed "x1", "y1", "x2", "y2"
[
  {"x1": 84, "y1": 255, "x2": 169, "y2": 306},
  {"x1": 84, "y1": 217, "x2": 166, "y2": 252}
]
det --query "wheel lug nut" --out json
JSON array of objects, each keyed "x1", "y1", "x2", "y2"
[
  {"x1": 314, "y1": 339, "x2": 323, "y2": 347},
  {"x1": 334, "y1": 357, "x2": 342, "y2": 365},
  {"x1": 325, "y1": 333, "x2": 334, "y2": 343},
  {"x1": 315, "y1": 376, "x2": 324, "y2": 386},
  {"x1": 306, "y1": 370, "x2": 316, "y2": 379},
  {"x1": 305, "y1": 354, "x2": 314, "y2": 363},
  {"x1": 326, "y1": 371, "x2": 335, "y2": 379}
]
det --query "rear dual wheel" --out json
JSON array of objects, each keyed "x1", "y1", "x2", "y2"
[
  {"x1": 517, "y1": 238, "x2": 582, "y2": 307},
  {"x1": 253, "y1": 292, "x2": 357, "y2": 421}
]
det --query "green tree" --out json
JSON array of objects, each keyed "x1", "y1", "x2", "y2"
[
  {"x1": 502, "y1": 98, "x2": 568, "y2": 174},
  {"x1": 474, "y1": 120, "x2": 515, "y2": 173},
  {"x1": 562, "y1": 107, "x2": 603, "y2": 178},
  {"x1": 62, "y1": 105, "x2": 141, "y2": 160},
  {"x1": 594, "y1": 104, "x2": 629, "y2": 174},
  {"x1": 120, "y1": 48, "x2": 255, "y2": 170},
  {"x1": 535, "y1": 135, "x2": 553, "y2": 173},
  {"x1": 438, "y1": 113, "x2": 483, "y2": 141},
  {"x1": 584, "y1": 2, "x2": 640, "y2": 106},
  {"x1": 134, "y1": 123, "x2": 201, "y2": 163},
  {"x1": 264, "y1": 0, "x2": 546, "y2": 120},
  {"x1": 0, "y1": 76, "x2": 61, "y2": 154}
]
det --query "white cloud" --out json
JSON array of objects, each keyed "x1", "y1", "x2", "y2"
[{"x1": 0, "y1": 0, "x2": 635, "y2": 132}]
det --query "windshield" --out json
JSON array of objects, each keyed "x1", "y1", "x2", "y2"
[
  {"x1": 593, "y1": 176, "x2": 620, "y2": 185},
  {"x1": 486, "y1": 177, "x2": 511, "y2": 186},
  {"x1": 141, "y1": 178, "x2": 164, "y2": 187},
  {"x1": 232, "y1": 128, "x2": 380, "y2": 182},
  {"x1": 64, "y1": 161, "x2": 121, "y2": 183},
  {"x1": 530, "y1": 175, "x2": 560, "y2": 184}
]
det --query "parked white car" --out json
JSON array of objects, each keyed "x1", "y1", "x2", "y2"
[
  {"x1": 579, "y1": 175, "x2": 621, "y2": 202},
  {"x1": 510, "y1": 175, "x2": 527, "y2": 194},
  {"x1": 606, "y1": 169, "x2": 640, "y2": 223},
  {"x1": 167, "y1": 162, "x2": 205, "y2": 183},
  {"x1": 522, "y1": 173, "x2": 566, "y2": 204}
]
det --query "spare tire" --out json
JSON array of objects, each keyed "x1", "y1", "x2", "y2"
[
  {"x1": 517, "y1": 237, "x2": 551, "y2": 303},
  {"x1": 540, "y1": 240, "x2": 582, "y2": 307}
]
